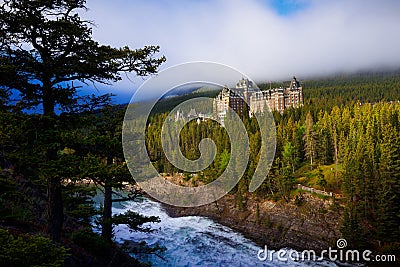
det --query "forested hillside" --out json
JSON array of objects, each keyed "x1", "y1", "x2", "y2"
[{"x1": 146, "y1": 71, "x2": 400, "y2": 255}]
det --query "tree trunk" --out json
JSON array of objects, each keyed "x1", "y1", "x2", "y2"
[
  {"x1": 102, "y1": 156, "x2": 114, "y2": 241},
  {"x1": 47, "y1": 176, "x2": 63, "y2": 242},
  {"x1": 43, "y1": 85, "x2": 64, "y2": 242},
  {"x1": 102, "y1": 182, "x2": 113, "y2": 241}
]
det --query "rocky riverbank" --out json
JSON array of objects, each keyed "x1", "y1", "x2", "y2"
[{"x1": 163, "y1": 192, "x2": 343, "y2": 252}]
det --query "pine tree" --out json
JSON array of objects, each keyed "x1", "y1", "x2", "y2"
[
  {"x1": 282, "y1": 142, "x2": 295, "y2": 174},
  {"x1": 0, "y1": 0, "x2": 165, "y2": 242},
  {"x1": 376, "y1": 124, "x2": 400, "y2": 242},
  {"x1": 303, "y1": 112, "x2": 317, "y2": 169}
]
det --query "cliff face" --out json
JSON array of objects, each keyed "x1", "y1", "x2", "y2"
[{"x1": 163, "y1": 192, "x2": 342, "y2": 252}]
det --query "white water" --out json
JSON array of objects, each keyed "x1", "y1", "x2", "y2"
[{"x1": 110, "y1": 197, "x2": 339, "y2": 267}]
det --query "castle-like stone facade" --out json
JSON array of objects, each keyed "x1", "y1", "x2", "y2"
[{"x1": 213, "y1": 76, "x2": 303, "y2": 120}]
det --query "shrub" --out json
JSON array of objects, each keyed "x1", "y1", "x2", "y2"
[
  {"x1": 72, "y1": 229, "x2": 111, "y2": 257},
  {"x1": 0, "y1": 228, "x2": 69, "y2": 267}
]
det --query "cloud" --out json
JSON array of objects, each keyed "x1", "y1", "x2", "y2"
[{"x1": 83, "y1": 0, "x2": 400, "y2": 96}]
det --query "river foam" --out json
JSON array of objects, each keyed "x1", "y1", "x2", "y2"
[{"x1": 112, "y1": 197, "x2": 339, "y2": 267}]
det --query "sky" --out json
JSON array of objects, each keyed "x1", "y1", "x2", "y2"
[{"x1": 79, "y1": 0, "x2": 400, "y2": 103}]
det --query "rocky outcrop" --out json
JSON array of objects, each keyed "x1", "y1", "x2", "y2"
[{"x1": 163, "y1": 192, "x2": 342, "y2": 252}]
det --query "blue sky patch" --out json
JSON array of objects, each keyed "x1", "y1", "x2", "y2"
[{"x1": 268, "y1": 0, "x2": 309, "y2": 16}]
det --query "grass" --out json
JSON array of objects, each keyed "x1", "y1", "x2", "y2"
[
  {"x1": 295, "y1": 163, "x2": 343, "y2": 193},
  {"x1": 291, "y1": 188, "x2": 330, "y2": 201}
]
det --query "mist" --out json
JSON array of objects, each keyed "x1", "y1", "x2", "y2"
[{"x1": 83, "y1": 0, "x2": 400, "y2": 94}]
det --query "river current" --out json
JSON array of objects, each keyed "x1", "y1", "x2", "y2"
[{"x1": 109, "y1": 197, "x2": 339, "y2": 267}]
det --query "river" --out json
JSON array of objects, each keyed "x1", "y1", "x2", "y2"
[{"x1": 107, "y1": 196, "x2": 340, "y2": 267}]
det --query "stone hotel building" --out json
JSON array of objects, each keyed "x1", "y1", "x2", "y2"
[{"x1": 213, "y1": 76, "x2": 303, "y2": 120}]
